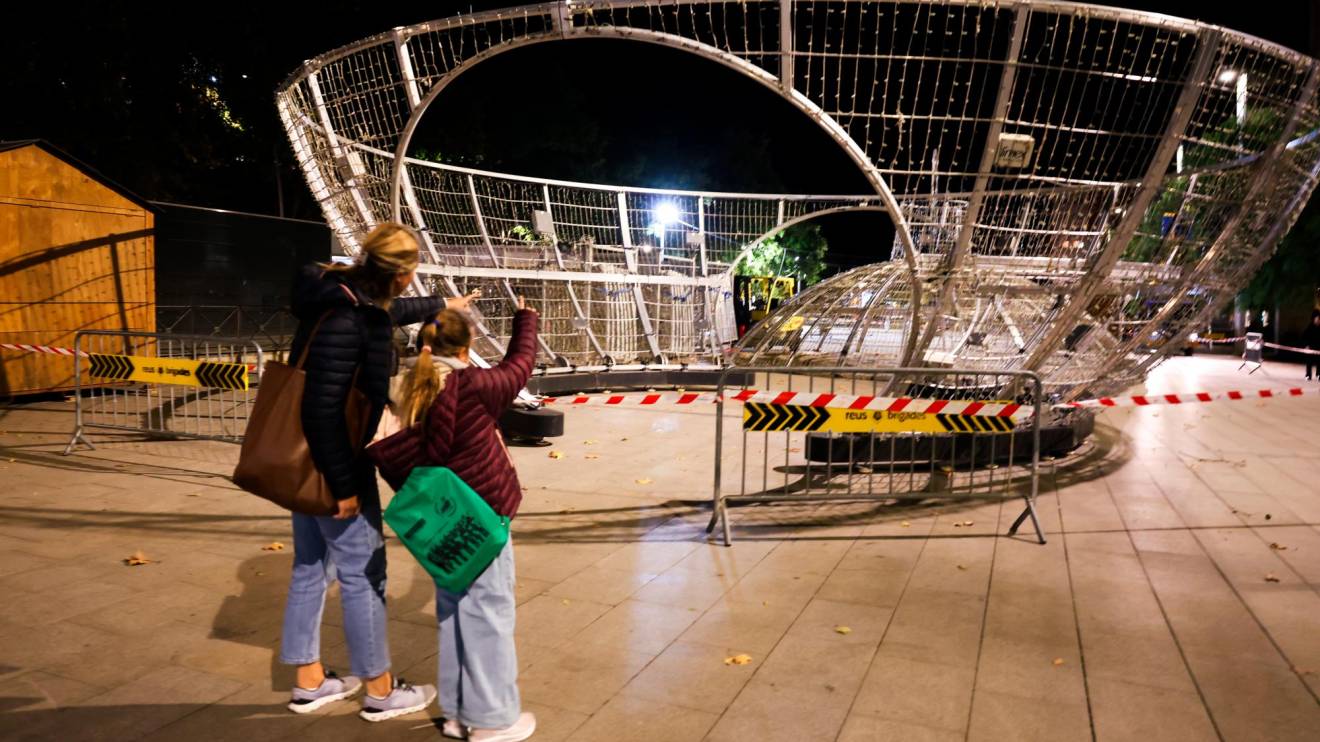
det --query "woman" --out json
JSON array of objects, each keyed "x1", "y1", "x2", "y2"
[
  {"x1": 379, "y1": 299, "x2": 539, "y2": 741},
  {"x1": 280, "y1": 223, "x2": 478, "y2": 721}
]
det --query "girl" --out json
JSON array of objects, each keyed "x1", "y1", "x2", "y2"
[{"x1": 386, "y1": 298, "x2": 539, "y2": 741}]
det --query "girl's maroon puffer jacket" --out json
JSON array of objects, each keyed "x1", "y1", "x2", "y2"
[{"x1": 373, "y1": 309, "x2": 538, "y2": 518}]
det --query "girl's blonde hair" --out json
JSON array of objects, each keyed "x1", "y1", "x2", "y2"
[
  {"x1": 323, "y1": 223, "x2": 421, "y2": 309},
  {"x1": 399, "y1": 309, "x2": 474, "y2": 426}
]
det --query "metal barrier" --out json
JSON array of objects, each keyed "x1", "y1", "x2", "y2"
[
  {"x1": 708, "y1": 366, "x2": 1044, "y2": 546},
  {"x1": 63, "y1": 330, "x2": 263, "y2": 453}
]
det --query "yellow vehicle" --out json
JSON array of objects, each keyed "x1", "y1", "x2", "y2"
[{"x1": 734, "y1": 275, "x2": 796, "y2": 335}]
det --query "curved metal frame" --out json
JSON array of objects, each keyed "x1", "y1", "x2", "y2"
[
  {"x1": 276, "y1": 0, "x2": 1320, "y2": 400},
  {"x1": 383, "y1": 24, "x2": 923, "y2": 364}
]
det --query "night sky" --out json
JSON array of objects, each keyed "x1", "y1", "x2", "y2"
[{"x1": 4, "y1": 1, "x2": 1317, "y2": 272}]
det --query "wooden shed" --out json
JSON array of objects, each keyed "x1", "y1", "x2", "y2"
[{"x1": 0, "y1": 140, "x2": 155, "y2": 395}]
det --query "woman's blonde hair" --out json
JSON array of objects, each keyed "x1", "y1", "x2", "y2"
[
  {"x1": 399, "y1": 309, "x2": 474, "y2": 426},
  {"x1": 323, "y1": 223, "x2": 421, "y2": 309}
]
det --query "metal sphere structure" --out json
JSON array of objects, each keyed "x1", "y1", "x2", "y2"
[{"x1": 276, "y1": 1, "x2": 1320, "y2": 400}]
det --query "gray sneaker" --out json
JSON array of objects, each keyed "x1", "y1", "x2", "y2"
[
  {"x1": 359, "y1": 678, "x2": 438, "y2": 722},
  {"x1": 287, "y1": 671, "x2": 362, "y2": 714}
]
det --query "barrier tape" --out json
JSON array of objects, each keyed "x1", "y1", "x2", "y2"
[
  {"x1": 1265, "y1": 341, "x2": 1320, "y2": 356},
  {"x1": 1060, "y1": 386, "x2": 1318, "y2": 409},
  {"x1": 547, "y1": 390, "x2": 1027, "y2": 419},
  {"x1": 548, "y1": 383, "x2": 1320, "y2": 416},
  {"x1": 0, "y1": 342, "x2": 86, "y2": 357},
  {"x1": 1192, "y1": 336, "x2": 1244, "y2": 344}
]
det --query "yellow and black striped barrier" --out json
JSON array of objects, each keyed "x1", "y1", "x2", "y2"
[
  {"x1": 743, "y1": 402, "x2": 830, "y2": 432},
  {"x1": 744, "y1": 402, "x2": 1016, "y2": 434},
  {"x1": 87, "y1": 353, "x2": 248, "y2": 391}
]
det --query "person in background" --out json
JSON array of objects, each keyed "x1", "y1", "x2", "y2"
[{"x1": 1304, "y1": 309, "x2": 1320, "y2": 381}]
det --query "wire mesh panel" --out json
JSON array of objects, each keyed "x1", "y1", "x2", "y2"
[{"x1": 275, "y1": 1, "x2": 1320, "y2": 400}]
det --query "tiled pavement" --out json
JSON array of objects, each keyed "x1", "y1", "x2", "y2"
[{"x1": 1, "y1": 355, "x2": 1318, "y2": 741}]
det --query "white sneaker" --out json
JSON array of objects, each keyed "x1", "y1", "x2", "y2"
[
  {"x1": 441, "y1": 718, "x2": 468, "y2": 739},
  {"x1": 469, "y1": 712, "x2": 537, "y2": 742}
]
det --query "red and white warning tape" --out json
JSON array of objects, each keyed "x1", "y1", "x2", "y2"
[
  {"x1": 546, "y1": 390, "x2": 1028, "y2": 419},
  {"x1": 547, "y1": 383, "x2": 1320, "y2": 416},
  {"x1": 0, "y1": 342, "x2": 85, "y2": 357},
  {"x1": 1265, "y1": 342, "x2": 1320, "y2": 356},
  {"x1": 1061, "y1": 386, "x2": 1318, "y2": 408}
]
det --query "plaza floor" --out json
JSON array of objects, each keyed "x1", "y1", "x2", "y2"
[{"x1": 1, "y1": 354, "x2": 1318, "y2": 741}]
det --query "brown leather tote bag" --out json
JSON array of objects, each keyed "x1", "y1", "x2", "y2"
[{"x1": 233, "y1": 311, "x2": 369, "y2": 516}]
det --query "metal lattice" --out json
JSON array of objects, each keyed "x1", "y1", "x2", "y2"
[{"x1": 276, "y1": 1, "x2": 1320, "y2": 399}]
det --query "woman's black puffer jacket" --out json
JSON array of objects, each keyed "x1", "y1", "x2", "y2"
[{"x1": 288, "y1": 264, "x2": 446, "y2": 502}]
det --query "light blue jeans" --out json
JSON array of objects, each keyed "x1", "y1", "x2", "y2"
[
  {"x1": 280, "y1": 497, "x2": 391, "y2": 679},
  {"x1": 436, "y1": 538, "x2": 520, "y2": 729}
]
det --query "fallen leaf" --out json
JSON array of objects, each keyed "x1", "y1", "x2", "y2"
[
  {"x1": 724, "y1": 654, "x2": 754, "y2": 666},
  {"x1": 834, "y1": 626, "x2": 852, "y2": 635},
  {"x1": 561, "y1": 599, "x2": 572, "y2": 606},
  {"x1": 635, "y1": 478, "x2": 653, "y2": 485},
  {"x1": 1052, "y1": 658, "x2": 1065, "y2": 666},
  {"x1": 123, "y1": 551, "x2": 152, "y2": 566},
  {"x1": 953, "y1": 520, "x2": 975, "y2": 528},
  {"x1": 1265, "y1": 573, "x2": 1281, "y2": 583},
  {"x1": 1270, "y1": 542, "x2": 1288, "y2": 551},
  {"x1": 256, "y1": 571, "x2": 265, "y2": 577},
  {"x1": 620, "y1": 437, "x2": 629, "y2": 442},
  {"x1": 957, "y1": 564, "x2": 968, "y2": 571},
  {"x1": 789, "y1": 447, "x2": 801, "y2": 453},
  {"x1": 901, "y1": 521, "x2": 911, "y2": 528},
  {"x1": 262, "y1": 542, "x2": 285, "y2": 551},
  {"x1": 584, "y1": 454, "x2": 600, "y2": 460},
  {"x1": 548, "y1": 451, "x2": 564, "y2": 459},
  {"x1": 583, "y1": 439, "x2": 599, "y2": 445}
]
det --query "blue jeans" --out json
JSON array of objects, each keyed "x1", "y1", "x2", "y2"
[
  {"x1": 280, "y1": 497, "x2": 391, "y2": 679},
  {"x1": 437, "y1": 539, "x2": 520, "y2": 729}
]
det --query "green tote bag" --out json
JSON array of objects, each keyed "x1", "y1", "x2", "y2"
[{"x1": 384, "y1": 466, "x2": 510, "y2": 593}]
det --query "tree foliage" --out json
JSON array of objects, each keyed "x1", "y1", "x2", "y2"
[{"x1": 736, "y1": 223, "x2": 830, "y2": 286}]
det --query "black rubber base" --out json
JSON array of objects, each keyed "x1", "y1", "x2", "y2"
[
  {"x1": 499, "y1": 406, "x2": 565, "y2": 446},
  {"x1": 804, "y1": 412, "x2": 1094, "y2": 465}
]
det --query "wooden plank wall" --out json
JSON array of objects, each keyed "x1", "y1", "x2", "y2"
[{"x1": 0, "y1": 145, "x2": 155, "y2": 395}]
